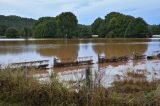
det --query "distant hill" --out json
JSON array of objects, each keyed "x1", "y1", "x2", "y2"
[{"x1": 0, "y1": 15, "x2": 36, "y2": 30}]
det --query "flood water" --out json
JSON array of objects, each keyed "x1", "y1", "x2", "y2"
[{"x1": 0, "y1": 38, "x2": 160, "y2": 87}]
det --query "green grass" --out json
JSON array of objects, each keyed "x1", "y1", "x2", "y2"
[{"x1": 0, "y1": 68, "x2": 160, "y2": 106}]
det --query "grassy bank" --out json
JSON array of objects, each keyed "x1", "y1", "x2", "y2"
[{"x1": 0, "y1": 68, "x2": 160, "y2": 106}]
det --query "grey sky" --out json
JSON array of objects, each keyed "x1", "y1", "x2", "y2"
[{"x1": 0, "y1": 0, "x2": 160, "y2": 25}]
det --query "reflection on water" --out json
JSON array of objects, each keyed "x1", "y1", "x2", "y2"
[
  {"x1": 0, "y1": 38, "x2": 160, "y2": 87},
  {"x1": 0, "y1": 38, "x2": 160, "y2": 65}
]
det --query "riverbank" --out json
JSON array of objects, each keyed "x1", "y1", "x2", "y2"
[
  {"x1": 0, "y1": 38, "x2": 159, "y2": 40},
  {"x1": 0, "y1": 68, "x2": 160, "y2": 106}
]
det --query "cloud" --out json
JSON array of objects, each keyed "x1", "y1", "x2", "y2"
[{"x1": 0, "y1": 0, "x2": 160, "y2": 25}]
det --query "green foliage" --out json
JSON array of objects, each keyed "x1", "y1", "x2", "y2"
[
  {"x1": 0, "y1": 25, "x2": 7, "y2": 36},
  {"x1": 149, "y1": 24, "x2": 160, "y2": 35},
  {"x1": 124, "y1": 17, "x2": 150, "y2": 38},
  {"x1": 34, "y1": 17, "x2": 53, "y2": 26},
  {"x1": 91, "y1": 18, "x2": 104, "y2": 37},
  {"x1": 91, "y1": 12, "x2": 150, "y2": 38},
  {"x1": 5, "y1": 27, "x2": 19, "y2": 38},
  {"x1": 0, "y1": 15, "x2": 36, "y2": 31},
  {"x1": 0, "y1": 12, "x2": 158, "y2": 38},
  {"x1": 0, "y1": 15, "x2": 36, "y2": 37},
  {"x1": 78, "y1": 24, "x2": 92, "y2": 38},
  {"x1": 56, "y1": 12, "x2": 78, "y2": 38},
  {"x1": 32, "y1": 12, "x2": 78, "y2": 38},
  {"x1": 20, "y1": 27, "x2": 32, "y2": 38},
  {"x1": 32, "y1": 17, "x2": 57, "y2": 38}
]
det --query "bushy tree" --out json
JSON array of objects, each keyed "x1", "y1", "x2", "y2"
[
  {"x1": 78, "y1": 24, "x2": 92, "y2": 38},
  {"x1": 91, "y1": 12, "x2": 150, "y2": 38},
  {"x1": 20, "y1": 27, "x2": 32, "y2": 38},
  {"x1": 56, "y1": 12, "x2": 78, "y2": 38},
  {"x1": 125, "y1": 17, "x2": 150, "y2": 38},
  {"x1": 32, "y1": 17, "x2": 57, "y2": 38},
  {"x1": 91, "y1": 18, "x2": 104, "y2": 35},
  {"x1": 149, "y1": 24, "x2": 160, "y2": 35},
  {"x1": 32, "y1": 12, "x2": 78, "y2": 38},
  {"x1": 5, "y1": 27, "x2": 19, "y2": 38}
]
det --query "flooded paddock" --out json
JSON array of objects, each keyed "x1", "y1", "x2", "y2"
[{"x1": 0, "y1": 38, "x2": 160, "y2": 87}]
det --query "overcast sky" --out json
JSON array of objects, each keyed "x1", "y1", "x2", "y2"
[{"x1": 0, "y1": 0, "x2": 160, "y2": 25}]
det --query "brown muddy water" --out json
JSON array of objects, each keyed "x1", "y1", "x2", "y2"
[{"x1": 0, "y1": 38, "x2": 160, "y2": 87}]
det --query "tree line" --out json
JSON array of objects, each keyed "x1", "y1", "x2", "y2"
[
  {"x1": 0, "y1": 12, "x2": 160, "y2": 38},
  {"x1": 32, "y1": 12, "x2": 92, "y2": 38},
  {"x1": 0, "y1": 15, "x2": 36, "y2": 38}
]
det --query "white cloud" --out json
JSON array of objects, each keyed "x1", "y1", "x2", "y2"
[{"x1": 0, "y1": 0, "x2": 160, "y2": 24}]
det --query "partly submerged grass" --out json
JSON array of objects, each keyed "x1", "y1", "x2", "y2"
[{"x1": 0, "y1": 68, "x2": 160, "y2": 106}]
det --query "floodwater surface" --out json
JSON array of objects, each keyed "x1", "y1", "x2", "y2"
[
  {"x1": 0, "y1": 38, "x2": 159, "y2": 64},
  {"x1": 0, "y1": 38, "x2": 160, "y2": 86}
]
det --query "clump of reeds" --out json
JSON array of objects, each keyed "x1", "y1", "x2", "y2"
[{"x1": 108, "y1": 69, "x2": 160, "y2": 105}]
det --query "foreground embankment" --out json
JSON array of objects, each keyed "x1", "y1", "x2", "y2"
[{"x1": 0, "y1": 68, "x2": 160, "y2": 106}]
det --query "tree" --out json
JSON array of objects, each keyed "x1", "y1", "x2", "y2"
[
  {"x1": 21, "y1": 27, "x2": 32, "y2": 38},
  {"x1": 91, "y1": 12, "x2": 150, "y2": 38},
  {"x1": 78, "y1": 24, "x2": 92, "y2": 38},
  {"x1": 34, "y1": 17, "x2": 53, "y2": 26},
  {"x1": 0, "y1": 25, "x2": 7, "y2": 36},
  {"x1": 149, "y1": 24, "x2": 160, "y2": 35},
  {"x1": 32, "y1": 17, "x2": 57, "y2": 38},
  {"x1": 125, "y1": 17, "x2": 150, "y2": 38},
  {"x1": 104, "y1": 12, "x2": 134, "y2": 38},
  {"x1": 56, "y1": 12, "x2": 78, "y2": 38},
  {"x1": 32, "y1": 12, "x2": 78, "y2": 38},
  {"x1": 5, "y1": 27, "x2": 19, "y2": 38},
  {"x1": 0, "y1": 15, "x2": 36, "y2": 38},
  {"x1": 91, "y1": 18, "x2": 104, "y2": 36}
]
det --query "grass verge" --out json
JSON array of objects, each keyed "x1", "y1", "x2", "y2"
[{"x1": 0, "y1": 68, "x2": 160, "y2": 106}]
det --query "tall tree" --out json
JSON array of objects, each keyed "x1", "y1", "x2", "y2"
[
  {"x1": 91, "y1": 18, "x2": 104, "y2": 35},
  {"x1": 56, "y1": 12, "x2": 78, "y2": 38},
  {"x1": 125, "y1": 17, "x2": 150, "y2": 38},
  {"x1": 32, "y1": 17, "x2": 57, "y2": 38}
]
